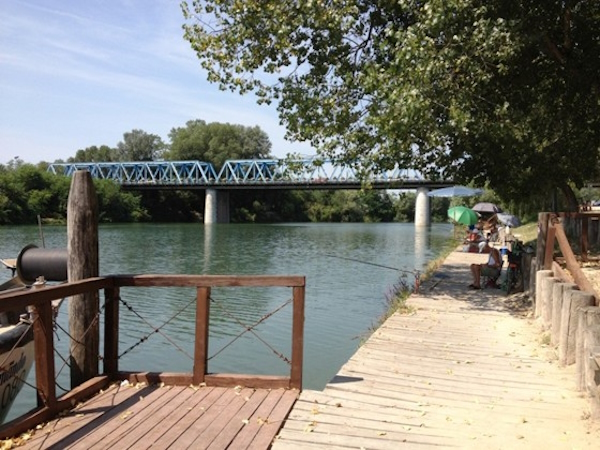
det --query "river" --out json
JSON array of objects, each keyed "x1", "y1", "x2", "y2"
[{"x1": 0, "y1": 222, "x2": 452, "y2": 422}]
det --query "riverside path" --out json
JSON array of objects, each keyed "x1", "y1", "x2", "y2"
[{"x1": 272, "y1": 248, "x2": 600, "y2": 449}]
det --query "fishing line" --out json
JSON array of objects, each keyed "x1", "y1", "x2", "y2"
[
  {"x1": 322, "y1": 254, "x2": 417, "y2": 275},
  {"x1": 322, "y1": 253, "x2": 422, "y2": 293}
]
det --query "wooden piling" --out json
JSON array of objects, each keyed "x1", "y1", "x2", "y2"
[
  {"x1": 535, "y1": 270, "x2": 553, "y2": 318},
  {"x1": 551, "y1": 283, "x2": 578, "y2": 346},
  {"x1": 541, "y1": 276, "x2": 557, "y2": 329},
  {"x1": 559, "y1": 290, "x2": 595, "y2": 366},
  {"x1": 67, "y1": 170, "x2": 100, "y2": 388},
  {"x1": 576, "y1": 307, "x2": 600, "y2": 391}
]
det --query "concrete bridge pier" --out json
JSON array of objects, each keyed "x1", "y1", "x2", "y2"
[
  {"x1": 204, "y1": 189, "x2": 230, "y2": 224},
  {"x1": 414, "y1": 187, "x2": 430, "y2": 227}
]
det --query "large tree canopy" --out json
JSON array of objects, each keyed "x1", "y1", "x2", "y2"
[
  {"x1": 117, "y1": 129, "x2": 166, "y2": 161},
  {"x1": 181, "y1": 0, "x2": 600, "y2": 206},
  {"x1": 167, "y1": 119, "x2": 272, "y2": 169}
]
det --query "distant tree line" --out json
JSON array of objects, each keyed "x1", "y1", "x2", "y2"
[
  {"x1": 1, "y1": 118, "x2": 556, "y2": 225},
  {"x1": 0, "y1": 159, "x2": 456, "y2": 225},
  {"x1": 0, "y1": 119, "x2": 442, "y2": 225}
]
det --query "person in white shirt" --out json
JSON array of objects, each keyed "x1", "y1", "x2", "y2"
[{"x1": 469, "y1": 241, "x2": 501, "y2": 289}]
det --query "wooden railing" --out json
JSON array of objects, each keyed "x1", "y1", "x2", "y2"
[
  {"x1": 538, "y1": 212, "x2": 599, "y2": 305},
  {"x1": 0, "y1": 274, "x2": 305, "y2": 439}
]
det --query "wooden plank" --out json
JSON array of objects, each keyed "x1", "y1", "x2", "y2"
[
  {"x1": 115, "y1": 372, "x2": 291, "y2": 389},
  {"x1": 56, "y1": 384, "x2": 164, "y2": 449},
  {"x1": 20, "y1": 383, "x2": 155, "y2": 449},
  {"x1": 249, "y1": 389, "x2": 298, "y2": 448},
  {"x1": 129, "y1": 387, "x2": 223, "y2": 450},
  {"x1": 81, "y1": 386, "x2": 186, "y2": 449},
  {"x1": 0, "y1": 277, "x2": 112, "y2": 315},
  {"x1": 204, "y1": 374, "x2": 290, "y2": 389},
  {"x1": 112, "y1": 274, "x2": 305, "y2": 288},
  {"x1": 205, "y1": 389, "x2": 270, "y2": 449},
  {"x1": 166, "y1": 387, "x2": 242, "y2": 448},
  {"x1": 147, "y1": 387, "x2": 229, "y2": 449},
  {"x1": 228, "y1": 389, "x2": 289, "y2": 449},
  {"x1": 188, "y1": 387, "x2": 257, "y2": 448}
]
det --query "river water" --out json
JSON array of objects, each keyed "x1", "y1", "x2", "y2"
[{"x1": 0, "y1": 222, "x2": 452, "y2": 422}]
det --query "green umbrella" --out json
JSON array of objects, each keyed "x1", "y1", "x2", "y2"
[{"x1": 447, "y1": 206, "x2": 479, "y2": 226}]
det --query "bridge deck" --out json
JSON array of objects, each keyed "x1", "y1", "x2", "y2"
[
  {"x1": 17, "y1": 383, "x2": 298, "y2": 449},
  {"x1": 272, "y1": 249, "x2": 600, "y2": 449}
]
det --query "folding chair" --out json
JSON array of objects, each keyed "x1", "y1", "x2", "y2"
[{"x1": 482, "y1": 260, "x2": 503, "y2": 289}]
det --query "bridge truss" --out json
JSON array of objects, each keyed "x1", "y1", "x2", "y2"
[{"x1": 47, "y1": 159, "x2": 449, "y2": 190}]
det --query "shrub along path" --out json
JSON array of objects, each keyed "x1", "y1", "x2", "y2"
[{"x1": 272, "y1": 248, "x2": 600, "y2": 449}]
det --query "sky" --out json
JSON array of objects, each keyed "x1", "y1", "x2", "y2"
[{"x1": 0, "y1": 0, "x2": 314, "y2": 164}]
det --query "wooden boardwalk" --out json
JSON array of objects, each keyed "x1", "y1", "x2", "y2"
[
  {"x1": 272, "y1": 249, "x2": 600, "y2": 449},
  {"x1": 17, "y1": 383, "x2": 298, "y2": 449}
]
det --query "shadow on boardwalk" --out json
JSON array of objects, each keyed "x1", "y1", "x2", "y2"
[{"x1": 272, "y1": 249, "x2": 600, "y2": 450}]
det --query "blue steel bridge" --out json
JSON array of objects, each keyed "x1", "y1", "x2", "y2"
[
  {"x1": 47, "y1": 159, "x2": 450, "y2": 224},
  {"x1": 47, "y1": 159, "x2": 452, "y2": 190}
]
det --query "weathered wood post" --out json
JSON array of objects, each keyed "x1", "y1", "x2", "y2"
[
  {"x1": 67, "y1": 170, "x2": 99, "y2": 388},
  {"x1": 583, "y1": 325, "x2": 600, "y2": 418},
  {"x1": 551, "y1": 282, "x2": 578, "y2": 346},
  {"x1": 559, "y1": 290, "x2": 595, "y2": 366},
  {"x1": 541, "y1": 276, "x2": 558, "y2": 330},
  {"x1": 576, "y1": 307, "x2": 600, "y2": 391},
  {"x1": 535, "y1": 270, "x2": 553, "y2": 319}
]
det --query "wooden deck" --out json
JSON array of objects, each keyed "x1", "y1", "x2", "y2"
[
  {"x1": 16, "y1": 383, "x2": 298, "y2": 449},
  {"x1": 272, "y1": 249, "x2": 600, "y2": 449}
]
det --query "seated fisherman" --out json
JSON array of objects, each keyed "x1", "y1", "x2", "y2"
[{"x1": 469, "y1": 241, "x2": 501, "y2": 289}]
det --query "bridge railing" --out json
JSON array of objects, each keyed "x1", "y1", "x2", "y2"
[
  {"x1": 48, "y1": 159, "x2": 432, "y2": 186},
  {"x1": 48, "y1": 161, "x2": 219, "y2": 184}
]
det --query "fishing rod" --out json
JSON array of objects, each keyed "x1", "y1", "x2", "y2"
[
  {"x1": 322, "y1": 253, "x2": 416, "y2": 274},
  {"x1": 322, "y1": 253, "x2": 421, "y2": 292}
]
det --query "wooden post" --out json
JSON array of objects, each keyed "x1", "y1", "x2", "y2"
[
  {"x1": 535, "y1": 270, "x2": 553, "y2": 319},
  {"x1": 559, "y1": 290, "x2": 595, "y2": 366},
  {"x1": 541, "y1": 277, "x2": 557, "y2": 330},
  {"x1": 193, "y1": 287, "x2": 210, "y2": 385},
  {"x1": 536, "y1": 212, "x2": 550, "y2": 271},
  {"x1": 576, "y1": 306, "x2": 600, "y2": 391},
  {"x1": 543, "y1": 225, "x2": 556, "y2": 270},
  {"x1": 104, "y1": 287, "x2": 120, "y2": 377},
  {"x1": 67, "y1": 171, "x2": 99, "y2": 388},
  {"x1": 290, "y1": 284, "x2": 305, "y2": 390},
  {"x1": 581, "y1": 216, "x2": 589, "y2": 262},
  {"x1": 554, "y1": 221, "x2": 598, "y2": 304},
  {"x1": 33, "y1": 301, "x2": 56, "y2": 409},
  {"x1": 584, "y1": 325, "x2": 600, "y2": 418},
  {"x1": 551, "y1": 283, "x2": 578, "y2": 347}
]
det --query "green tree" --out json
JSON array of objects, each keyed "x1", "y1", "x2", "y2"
[
  {"x1": 182, "y1": 1, "x2": 600, "y2": 209},
  {"x1": 117, "y1": 129, "x2": 166, "y2": 161},
  {"x1": 69, "y1": 145, "x2": 117, "y2": 163},
  {"x1": 168, "y1": 120, "x2": 272, "y2": 169}
]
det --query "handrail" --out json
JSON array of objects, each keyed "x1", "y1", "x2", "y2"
[
  {"x1": 0, "y1": 274, "x2": 305, "y2": 439},
  {"x1": 542, "y1": 214, "x2": 599, "y2": 306}
]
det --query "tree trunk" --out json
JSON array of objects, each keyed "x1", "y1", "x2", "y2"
[{"x1": 560, "y1": 183, "x2": 579, "y2": 212}]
